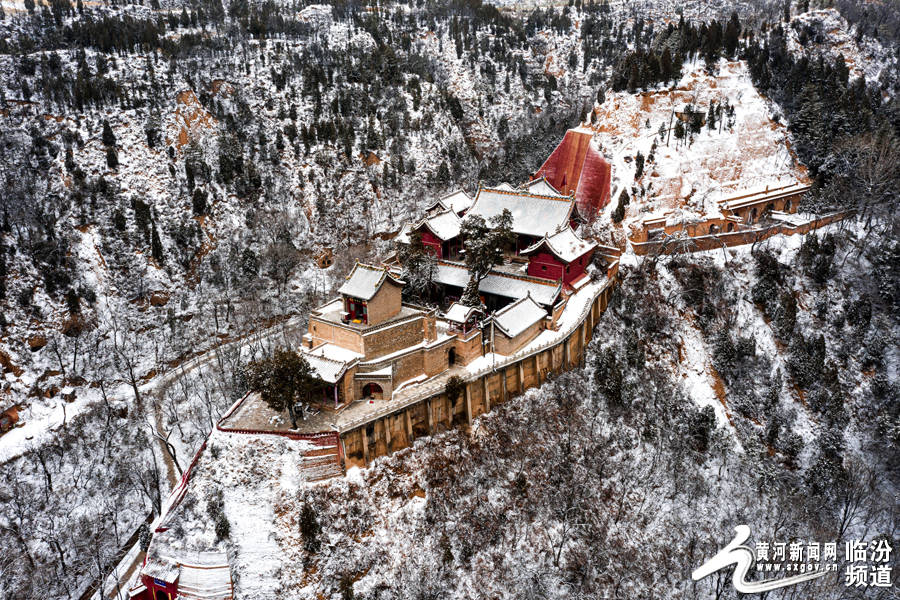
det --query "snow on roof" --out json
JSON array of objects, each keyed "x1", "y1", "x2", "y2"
[
  {"x1": 416, "y1": 209, "x2": 462, "y2": 241},
  {"x1": 479, "y1": 272, "x2": 560, "y2": 307},
  {"x1": 169, "y1": 553, "x2": 232, "y2": 600},
  {"x1": 717, "y1": 182, "x2": 810, "y2": 210},
  {"x1": 394, "y1": 222, "x2": 412, "y2": 244},
  {"x1": 364, "y1": 366, "x2": 392, "y2": 377},
  {"x1": 521, "y1": 226, "x2": 597, "y2": 263},
  {"x1": 338, "y1": 263, "x2": 404, "y2": 301},
  {"x1": 434, "y1": 262, "x2": 561, "y2": 306},
  {"x1": 493, "y1": 182, "x2": 516, "y2": 191},
  {"x1": 178, "y1": 569, "x2": 232, "y2": 599},
  {"x1": 569, "y1": 272, "x2": 591, "y2": 290},
  {"x1": 444, "y1": 302, "x2": 478, "y2": 324},
  {"x1": 522, "y1": 177, "x2": 565, "y2": 196},
  {"x1": 490, "y1": 294, "x2": 546, "y2": 338},
  {"x1": 665, "y1": 208, "x2": 705, "y2": 228},
  {"x1": 309, "y1": 343, "x2": 363, "y2": 363},
  {"x1": 312, "y1": 298, "x2": 344, "y2": 314},
  {"x1": 431, "y1": 189, "x2": 473, "y2": 214},
  {"x1": 467, "y1": 188, "x2": 575, "y2": 238},
  {"x1": 769, "y1": 210, "x2": 809, "y2": 226},
  {"x1": 143, "y1": 557, "x2": 180, "y2": 583},
  {"x1": 303, "y1": 352, "x2": 352, "y2": 384}
]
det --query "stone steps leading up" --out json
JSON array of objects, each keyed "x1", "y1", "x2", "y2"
[{"x1": 298, "y1": 444, "x2": 343, "y2": 482}]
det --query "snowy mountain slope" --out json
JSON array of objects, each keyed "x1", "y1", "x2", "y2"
[
  {"x1": 0, "y1": 3, "x2": 628, "y2": 598},
  {"x1": 143, "y1": 222, "x2": 898, "y2": 600},
  {"x1": 0, "y1": 1, "x2": 896, "y2": 599},
  {"x1": 0, "y1": 5, "x2": 584, "y2": 440},
  {"x1": 786, "y1": 8, "x2": 898, "y2": 87},
  {"x1": 590, "y1": 58, "x2": 808, "y2": 226}
]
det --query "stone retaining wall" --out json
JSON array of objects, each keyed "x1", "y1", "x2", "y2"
[{"x1": 340, "y1": 278, "x2": 618, "y2": 469}]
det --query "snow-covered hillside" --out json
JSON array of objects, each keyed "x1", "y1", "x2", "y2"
[
  {"x1": 786, "y1": 8, "x2": 897, "y2": 87},
  {"x1": 591, "y1": 58, "x2": 808, "y2": 226},
  {"x1": 0, "y1": 2, "x2": 620, "y2": 597},
  {"x1": 142, "y1": 223, "x2": 898, "y2": 599},
  {"x1": 0, "y1": 1, "x2": 897, "y2": 599}
]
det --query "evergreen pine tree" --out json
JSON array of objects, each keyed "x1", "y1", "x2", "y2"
[
  {"x1": 674, "y1": 119, "x2": 686, "y2": 142},
  {"x1": 106, "y1": 146, "x2": 119, "y2": 169},
  {"x1": 437, "y1": 161, "x2": 450, "y2": 184},
  {"x1": 245, "y1": 349, "x2": 324, "y2": 429},
  {"x1": 102, "y1": 120, "x2": 116, "y2": 146},
  {"x1": 150, "y1": 220, "x2": 164, "y2": 263},
  {"x1": 724, "y1": 13, "x2": 741, "y2": 58},
  {"x1": 660, "y1": 47, "x2": 674, "y2": 83},
  {"x1": 612, "y1": 194, "x2": 625, "y2": 223},
  {"x1": 459, "y1": 210, "x2": 515, "y2": 307}
]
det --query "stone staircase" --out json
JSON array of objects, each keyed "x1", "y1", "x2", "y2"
[{"x1": 298, "y1": 434, "x2": 344, "y2": 482}]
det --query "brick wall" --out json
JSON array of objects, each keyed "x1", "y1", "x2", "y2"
[
  {"x1": 354, "y1": 375, "x2": 393, "y2": 401},
  {"x1": 391, "y1": 349, "x2": 426, "y2": 385},
  {"x1": 632, "y1": 212, "x2": 850, "y2": 256},
  {"x1": 308, "y1": 319, "x2": 364, "y2": 354},
  {"x1": 366, "y1": 281, "x2": 403, "y2": 325},
  {"x1": 339, "y1": 278, "x2": 620, "y2": 472},
  {"x1": 550, "y1": 298, "x2": 567, "y2": 328},
  {"x1": 362, "y1": 316, "x2": 426, "y2": 359},
  {"x1": 452, "y1": 331, "x2": 483, "y2": 366},
  {"x1": 633, "y1": 189, "x2": 810, "y2": 243},
  {"x1": 340, "y1": 364, "x2": 358, "y2": 402},
  {"x1": 492, "y1": 319, "x2": 544, "y2": 355}
]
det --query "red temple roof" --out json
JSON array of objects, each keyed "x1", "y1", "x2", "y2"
[{"x1": 534, "y1": 128, "x2": 611, "y2": 221}]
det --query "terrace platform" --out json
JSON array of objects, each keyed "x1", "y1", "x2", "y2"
[{"x1": 219, "y1": 365, "x2": 469, "y2": 435}]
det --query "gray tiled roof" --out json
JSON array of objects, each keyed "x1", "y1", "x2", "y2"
[
  {"x1": 467, "y1": 188, "x2": 575, "y2": 238},
  {"x1": 338, "y1": 263, "x2": 404, "y2": 301}
]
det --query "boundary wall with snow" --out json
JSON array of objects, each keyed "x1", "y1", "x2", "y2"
[{"x1": 630, "y1": 211, "x2": 850, "y2": 256}]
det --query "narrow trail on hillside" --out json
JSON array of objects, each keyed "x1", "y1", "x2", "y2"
[{"x1": 86, "y1": 314, "x2": 309, "y2": 600}]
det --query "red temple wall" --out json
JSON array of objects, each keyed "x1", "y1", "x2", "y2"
[
  {"x1": 420, "y1": 230, "x2": 442, "y2": 258},
  {"x1": 527, "y1": 252, "x2": 565, "y2": 281}
]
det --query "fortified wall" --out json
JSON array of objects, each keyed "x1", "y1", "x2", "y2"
[{"x1": 337, "y1": 276, "x2": 618, "y2": 468}]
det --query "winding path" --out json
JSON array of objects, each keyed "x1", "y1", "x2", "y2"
[{"x1": 85, "y1": 314, "x2": 308, "y2": 600}]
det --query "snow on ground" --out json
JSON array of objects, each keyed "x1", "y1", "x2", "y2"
[
  {"x1": 146, "y1": 219, "x2": 893, "y2": 597},
  {"x1": 148, "y1": 428, "x2": 318, "y2": 599},
  {"x1": 590, "y1": 59, "x2": 808, "y2": 226},
  {"x1": 652, "y1": 219, "x2": 856, "y2": 458},
  {"x1": 654, "y1": 260, "x2": 736, "y2": 434},
  {"x1": 787, "y1": 8, "x2": 897, "y2": 85},
  {"x1": 0, "y1": 381, "x2": 127, "y2": 463}
]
